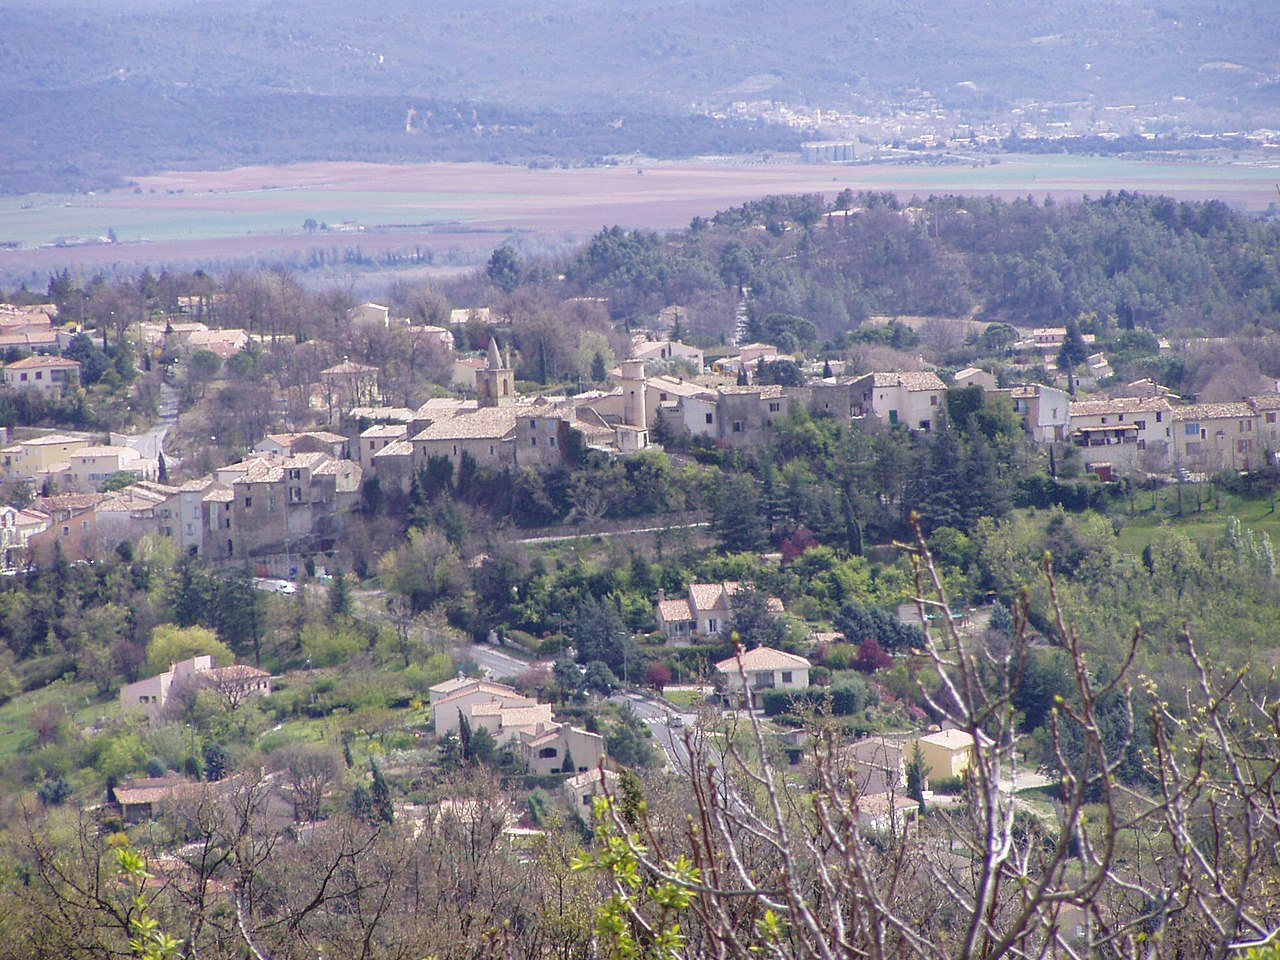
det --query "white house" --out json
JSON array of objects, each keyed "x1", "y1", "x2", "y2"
[
  {"x1": 716, "y1": 646, "x2": 811, "y2": 709},
  {"x1": 851, "y1": 371, "x2": 947, "y2": 432}
]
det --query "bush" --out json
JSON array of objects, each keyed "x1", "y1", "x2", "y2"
[
  {"x1": 932, "y1": 774, "x2": 966, "y2": 795},
  {"x1": 830, "y1": 677, "x2": 868, "y2": 715}
]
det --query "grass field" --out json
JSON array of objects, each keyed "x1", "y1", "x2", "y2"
[
  {"x1": 1, "y1": 154, "x2": 1277, "y2": 282},
  {"x1": 1114, "y1": 485, "x2": 1280, "y2": 553}
]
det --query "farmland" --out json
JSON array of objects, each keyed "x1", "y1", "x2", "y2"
[{"x1": 1, "y1": 154, "x2": 1277, "y2": 284}]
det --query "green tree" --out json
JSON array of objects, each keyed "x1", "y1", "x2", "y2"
[
  {"x1": 486, "y1": 246, "x2": 523, "y2": 293},
  {"x1": 145, "y1": 624, "x2": 233, "y2": 676},
  {"x1": 328, "y1": 569, "x2": 351, "y2": 617},
  {"x1": 202, "y1": 742, "x2": 229, "y2": 781},
  {"x1": 369, "y1": 758, "x2": 394, "y2": 822}
]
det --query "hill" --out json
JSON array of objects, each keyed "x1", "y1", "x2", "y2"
[{"x1": 0, "y1": 0, "x2": 1277, "y2": 192}]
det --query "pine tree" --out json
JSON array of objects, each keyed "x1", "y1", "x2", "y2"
[
  {"x1": 906, "y1": 741, "x2": 930, "y2": 815},
  {"x1": 560, "y1": 748, "x2": 576, "y2": 774},
  {"x1": 156, "y1": 450, "x2": 167, "y2": 483},
  {"x1": 328, "y1": 569, "x2": 351, "y2": 617},
  {"x1": 369, "y1": 758, "x2": 394, "y2": 823}
]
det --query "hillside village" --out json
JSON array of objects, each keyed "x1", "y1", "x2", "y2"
[
  {"x1": 1, "y1": 192, "x2": 1279, "y2": 958},
  {"x1": 0, "y1": 292, "x2": 1277, "y2": 572}
]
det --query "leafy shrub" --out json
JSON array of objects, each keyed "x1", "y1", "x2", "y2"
[{"x1": 932, "y1": 774, "x2": 965, "y2": 795}]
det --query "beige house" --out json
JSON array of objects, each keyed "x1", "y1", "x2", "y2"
[
  {"x1": 631, "y1": 337, "x2": 704, "y2": 372},
  {"x1": 1, "y1": 433, "x2": 90, "y2": 480},
  {"x1": 2, "y1": 356, "x2": 80, "y2": 395},
  {"x1": 120, "y1": 655, "x2": 213, "y2": 717},
  {"x1": 953, "y1": 367, "x2": 997, "y2": 391},
  {"x1": 1068, "y1": 396, "x2": 1174, "y2": 470},
  {"x1": 563, "y1": 769, "x2": 621, "y2": 815},
  {"x1": 1171, "y1": 402, "x2": 1260, "y2": 472},
  {"x1": 63, "y1": 444, "x2": 149, "y2": 491},
  {"x1": 432, "y1": 680, "x2": 538, "y2": 739},
  {"x1": 910, "y1": 728, "x2": 975, "y2": 780},
  {"x1": 121, "y1": 655, "x2": 271, "y2": 720},
  {"x1": 356, "y1": 423, "x2": 408, "y2": 469},
  {"x1": 656, "y1": 582, "x2": 785, "y2": 644},
  {"x1": 0, "y1": 505, "x2": 47, "y2": 568},
  {"x1": 716, "y1": 646, "x2": 811, "y2": 709},
  {"x1": 521, "y1": 722, "x2": 607, "y2": 776}
]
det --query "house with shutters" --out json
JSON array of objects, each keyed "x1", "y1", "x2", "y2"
[
  {"x1": 850, "y1": 371, "x2": 947, "y2": 431},
  {"x1": 716, "y1": 646, "x2": 811, "y2": 709},
  {"x1": 655, "y1": 582, "x2": 785, "y2": 644}
]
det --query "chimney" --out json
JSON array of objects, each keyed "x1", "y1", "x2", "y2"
[{"x1": 657, "y1": 588, "x2": 665, "y2": 603}]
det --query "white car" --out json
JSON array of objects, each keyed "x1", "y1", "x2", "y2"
[{"x1": 253, "y1": 577, "x2": 297, "y2": 595}]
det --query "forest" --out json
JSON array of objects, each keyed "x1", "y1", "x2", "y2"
[{"x1": 0, "y1": 188, "x2": 1279, "y2": 957}]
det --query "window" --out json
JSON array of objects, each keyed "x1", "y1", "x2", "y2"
[
  {"x1": 781, "y1": 671, "x2": 793, "y2": 683},
  {"x1": 919, "y1": 420, "x2": 931, "y2": 431},
  {"x1": 705, "y1": 413, "x2": 713, "y2": 424},
  {"x1": 768, "y1": 401, "x2": 780, "y2": 413},
  {"x1": 538, "y1": 747, "x2": 558, "y2": 759},
  {"x1": 548, "y1": 436, "x2": 556, "y2": 447},
  {"x1": 530, "y1": 437, "x2": 537, "y2": 446},
  {"x1": 929, "y1": 395, "x2": 938, "y2": 406},
  {"x1": 1118, "y1": 413, "x2": 1125, "y2": 421},
  {"x1": 244, "y1": 496, "x2": 252, "y2": 508},
  {"x1": 732, "y1": 421, "x2": 743, "y2": 433},
  {"x1": 34, "y1": 372, "x2": 42, "y2": 380},
  {"x1": 529, "y1": 419, "x2": 537, "y2": 429},
  {"x1": 1184, "y1": 423, "x2": 1199, "y2": 436},
  {"x1": 707, "y1": 618, "x2": 719, "y2": 634},
  {"x1": 1156, "y1": 411, "x2": 1163, "y2": 422},
  {"x1": 1269, "y1": 413, "x2": 1278, "y2": 424},
  {"x1": 1135, "y1": 420, "x2": 1146, "y2": 430},
  {"x1": 18, "y1": 373, "x2": 26, "y2": 382},
  {"x1": 267, "y1": 496, "x2": 276, "y2": 512}
]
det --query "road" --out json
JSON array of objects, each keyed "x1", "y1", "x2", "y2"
[
  {"x1": 611, "y1": 691, "x2": 694, "y2": 772},
  {"x1": 467, "y1": 643, "x2": 544, "y2": 680},
  {"x1": 116, "y1": 381, "x2": 179, "y2": 465}
]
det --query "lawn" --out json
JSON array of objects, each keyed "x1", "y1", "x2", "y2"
[
  {"x1": 0, "y1": 678, "x2": 103, "y2": 768},
  {"x1": 1113, "y1": 484, "x2": 1280, "y2": 553}
]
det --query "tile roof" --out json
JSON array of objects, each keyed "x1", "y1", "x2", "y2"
[
  {"x1": 24, "y1": 433, "x2": 88, "y2": 446},
  {"x1": 360, "y1": 424, "x2": 408, "y2": 439},
  {"x1": 689, "y1": 582, "x2": 737, "y2": 612},
  {"x1": 657, "y1": 599, "x2": 693, "y2": 622},
  {"x1": 372, "y1": 439, "x2": 413, "y2": 459},
  {"x1": 716, "y1": 646, "x2": 811, "y2": 673},
  {"x1": 5, "y1": 355, "x2": 80, "y2": 369},
  {"x1": 411, "y1": 407, "x2": 518, "y2": 442},
  {"x1": 205, "y1": 664, "x2": 271, "y2": 683},
  {"x1": 1172, "y1": 402, "x2": 1254, "y2": 421},
  {"x1": 919, "y1": 728, "x2": 975, "y2": 751},
  {"x1": 1069, "y1": 396, "x2": 1173, "y2": 417},
  {"x1": 718, "y1": 384, "x2": 787, "y2": 398},
  {"x1": 894, "y1": 371, "x2": 947, "y2": 391}
]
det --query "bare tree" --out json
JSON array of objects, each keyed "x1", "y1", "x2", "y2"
[{"x1": 583, "y1": 518, "x2": 1280, "y2": 960}]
